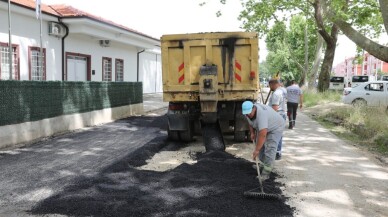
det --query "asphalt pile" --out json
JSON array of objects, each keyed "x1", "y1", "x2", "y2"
[{"x1": 30, "y1": 115, "x2": 294, "y2": 217}]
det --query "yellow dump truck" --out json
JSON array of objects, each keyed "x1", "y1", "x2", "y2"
[{"x1": 161, "y1": 32, "x2": 259, "y2": 150}]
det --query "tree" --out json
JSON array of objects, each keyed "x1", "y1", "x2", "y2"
[
  {"x1": 312, "y1": 0, "x2": 338, "y2": 91},
  {"x1": 206, "y1": 0, "x2": 388, "y2": 90},
  {"x1": 258, "y1": 61, "x2": 271, "y2": 80},
  {"x1": 238, "y1": 0, "x2": 336, "y2": 91},
  {"x1": 327, "y1": 0, "x2": 388, "y2": 62},
  {"x1": 287, "y1": 15, "x2": 318, "y2": 85},
  {"x1": 264, "y1": 17, "x2": 317, "y2": 84}
]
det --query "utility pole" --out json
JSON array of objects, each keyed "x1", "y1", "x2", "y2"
[
  {"x1": 8, "y1": 0, "x2": 13, "y2": 80},
  {"x1": 39, "y1": 2, "x2": 43, "y2": 80}
]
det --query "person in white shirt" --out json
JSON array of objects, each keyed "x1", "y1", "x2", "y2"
[
  {"x1": 268, "y1": 79, "x2": 286, "y2": 160},
  {"x1": 286, "y1": 80, "x2": 303, "y2": 129}
]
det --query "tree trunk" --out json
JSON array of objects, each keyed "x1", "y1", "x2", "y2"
[
  {"x1": 379, "y1": 0, "x2": 388, "y2": 34},
  {"x1": 318, "y1": 25, "x2": 338, "y2": 92},
  {"x1": 308, "y1": 34, "x2": 324, "y2": 88},
  {"x1": 313, "y1": 0, "x2": 339, "y2": 92},
  {"x1": 333, "y1": 18, "x2": 388, "y2": 62}
]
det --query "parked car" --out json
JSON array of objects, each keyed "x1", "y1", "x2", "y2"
[
  {"x1": 381, "y1": 75, "x2": 388, "y2": 81},
  {"x1": 351, "y1": 75, "x2": 376, "y2": 87},
  {"x1": 329, "y1": 76, "x2": 345, "y2": 90},
  {"x1": 343, "y1": 81, "x2": 388, "y2": 107}
]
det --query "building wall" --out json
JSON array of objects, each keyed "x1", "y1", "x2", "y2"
[
  {"x1": 383, "y1": 63, "x2": 388, "y2": 73},
  {"x1": 65, "y1": 35, "x2": 138, "y2": 82},
  {"x1": 362, "y1": 53, "x2": 388, "y2": 75},
  {"x1": 0, "y1": 2, "x2": 162, "y2": 93},
  {"x1": 0, "y1": 6, "x2": 62, "y2": 80},
  {"x1": 139, "y1": 51, "x2": 162, "y2": 93}
]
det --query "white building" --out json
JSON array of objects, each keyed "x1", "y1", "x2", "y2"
[{"x1": 0, "y1": 0, "x2": 162, "y2": 93}]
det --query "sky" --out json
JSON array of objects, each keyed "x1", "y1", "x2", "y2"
[{"x1": 42, "y1": 0, "x2": 359, "y2": 65}]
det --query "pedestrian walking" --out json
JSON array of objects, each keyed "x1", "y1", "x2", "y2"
[
  {"x1": 268, "y1": 79, "x2": 286, "y2": 160},
  {"x1": 242, "y1": 101, "x2": 284, "y2": 180},
  {"x1": 286, "y1": 80, "x2": 303, "y2": 129}
]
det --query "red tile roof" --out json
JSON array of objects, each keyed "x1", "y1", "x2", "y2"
[
  {"x1": 10, "y1": 0, "x2": 60, "y2": 16},
  {"x1": 9, "y1": 0, "x2": 159, "y2": 41}
]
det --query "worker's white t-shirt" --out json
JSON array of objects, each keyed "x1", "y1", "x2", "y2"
[
  {"x1": 287, "y1": 84, "x2": 303, "y2": 103},
  {"x1": 245, "y1": 104, "x2": 284, "y2": 133},
  {"x1": 268, "y1": 88, "x2": 286, "y2": 115}
]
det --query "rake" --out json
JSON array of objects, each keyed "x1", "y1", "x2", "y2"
[{"x1": 243, "y1": 156, "x2": 281, "y2": 200}]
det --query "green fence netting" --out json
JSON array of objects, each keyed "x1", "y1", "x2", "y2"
[{"x1": 0, "y1": 81, "x2": 143, "y2": 126}]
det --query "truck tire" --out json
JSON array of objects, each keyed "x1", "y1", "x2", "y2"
[
  {"x1": 179, "y1": 122, "x2": 194, "y2": 142},
  {"x1": 168, "y1": 128, "x2": 180, "y2": 141}
]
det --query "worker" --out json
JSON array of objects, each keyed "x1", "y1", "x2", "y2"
[
  {"x1": 268, "y1": 79, "x2": 286, "y2": 160},
  {"x1": 286, "y1": 80, "x2": 303, "y2": 129},
  {"x1": 242, "y1": 100, "x2": 285, "y2": 181}
]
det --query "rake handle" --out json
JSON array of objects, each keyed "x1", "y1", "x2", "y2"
[{"x1": 255, "y1": 157, "x2": 264, "y2": 194}]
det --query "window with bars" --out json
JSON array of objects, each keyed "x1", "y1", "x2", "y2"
[
  {"x1": 29, "y1": 47, "x2": 46, "y2": 81},
  {"x1": 0, "y1": 44, "x2": 19, "y2": 80},
  {"x1": 115, "y1": 59, "x2": 124, "y2": 82},
  {"x1": 102, "y1": 57, "x2": 112, "y2": 81}
]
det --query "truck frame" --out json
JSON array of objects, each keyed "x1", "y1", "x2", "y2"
[{"x1": 161, "y1": 32, "x2": 259, "y2": 150}]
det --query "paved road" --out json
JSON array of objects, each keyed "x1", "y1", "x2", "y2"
[
  {"x1": 143, "y1": 93, "x2": 168, "y2": 113},
  {"x1": 1, "y1": 93, "x2": 387, "y2": 217},
  {"x1": 276, "y1": 112, "x2": 388, "y2": 217},
  {"x1": 0, "y1": 114, "x2": 165, "y2": 216}
]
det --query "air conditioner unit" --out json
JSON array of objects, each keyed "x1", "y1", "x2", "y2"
[
  {"x1": 48, "y1": 22, "x2": 64, "y2": 37},
  {"x1": 99, "y1": 40, "x2": 111, "y2": 47}
]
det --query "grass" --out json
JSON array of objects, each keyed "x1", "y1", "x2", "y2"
[
  {"x1": 304, "y1": 89, "x2": 388, "y2": 156},
  {"x1": 303, "y1": 89, "x2": 342, "y2": 107}
]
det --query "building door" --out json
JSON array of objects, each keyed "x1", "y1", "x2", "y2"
[{"x1": 67, "y1": 55, "x2": 87, "y2": 81}]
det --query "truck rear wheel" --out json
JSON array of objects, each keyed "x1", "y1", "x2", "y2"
[
  {"x1": 168, "y1": 128, "x2": 180, "y2": 141},
  {"x1": 179, "y1": 122, "x2": 194, "y2": 142}
]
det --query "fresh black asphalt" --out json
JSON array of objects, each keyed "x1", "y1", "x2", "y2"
[{"x1": 0, "y1": 113, "x2": 294, "y2": 216}]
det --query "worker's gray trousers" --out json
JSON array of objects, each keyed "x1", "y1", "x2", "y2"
[{"x1": 258, "y1": 129, "x2": 283, "y2": 174}]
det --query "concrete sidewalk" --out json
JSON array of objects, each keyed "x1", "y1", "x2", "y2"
[
  {"x1": 143, "y1": 93, "x2": 168, "y2": 113},
  {"x1": 276, "y1": 112, "x2": 388, "y2": 217}
]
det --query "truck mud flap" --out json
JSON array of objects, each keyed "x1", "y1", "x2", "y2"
[{"x1": 201, "y1": 121, "x2": 226, "y2": 151}]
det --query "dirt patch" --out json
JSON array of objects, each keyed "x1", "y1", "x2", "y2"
[
  {"x1": 303, "y1": 102, "x2": 388, "y2": 165},
  {"x1": 30, "y1": 132, "x2": 294, "y2": 216}
]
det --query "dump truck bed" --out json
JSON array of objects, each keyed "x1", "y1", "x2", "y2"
[{"x1": 161, "y1": 32, "x2": 259, "y2": 102}]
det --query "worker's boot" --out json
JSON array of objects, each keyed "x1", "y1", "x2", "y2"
[
  {"x1": 261, "y1": 163, "x2": 273, "y2": 181},
  {"x1": 252, "y1": 164, "x2": 264, "y2": 173}
]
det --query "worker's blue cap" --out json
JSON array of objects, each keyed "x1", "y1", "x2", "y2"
[{"x1": 242, "y1": 101, "x2": 253, "y2": 115}]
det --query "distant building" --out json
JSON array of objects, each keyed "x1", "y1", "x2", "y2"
[
  {"x1": 334, "y1": 53, "x2": 388, "y2": 80},
  {"x1": 0, "y1": 0, "x2": 162, "y2": 93},
  {"x1": 362, "y1": 53, "x2": 388, "y2": 76}
]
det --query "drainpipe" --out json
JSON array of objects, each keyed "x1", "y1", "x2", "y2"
[
  {"x1": 58, "y1": 18, "x2": 69, "y2": 81},
  {"x1": 137, "y1": 49, "x2": 145, "y2": 82}
]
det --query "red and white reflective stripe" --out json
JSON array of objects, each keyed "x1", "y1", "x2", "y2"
[
  {"x1": 235, "y1": 61, "x2": 242, "y2": 82},
  {"x1": 178, "y1": 63, "x2": 184, "y2": 83}
]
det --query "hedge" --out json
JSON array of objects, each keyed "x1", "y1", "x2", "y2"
[{"x1": 0, "y1": 81, "x2": 142, "y2": 126}]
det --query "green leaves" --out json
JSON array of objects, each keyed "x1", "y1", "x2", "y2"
[{"x1": 263, "y1": 15, "x2": 317, "y2": 82}]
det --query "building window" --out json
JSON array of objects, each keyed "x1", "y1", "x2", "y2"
[
  {"x1": 0, "y1": 43, "x2": 19, "y2": 80},
  {"x1": 115, "y1": 59, "x2": 124, "y2": 81},
  {"x1": 102, "y1": 57, "x2": 112, "y2": 81},
  {"x1": 29, "y1": 47, "x2": 46, "y2": 81}
]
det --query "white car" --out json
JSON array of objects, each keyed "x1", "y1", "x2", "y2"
[{"x1": 342, "y1": 81, "x2": 388, "y2": 107}]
